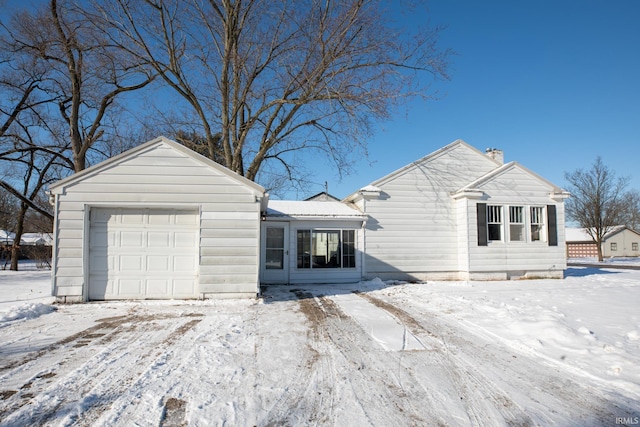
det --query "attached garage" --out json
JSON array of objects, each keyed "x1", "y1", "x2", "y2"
[
  {"x1": 49, "y1": 137, "x2": 267, "y2": 302},
  {"x1": 88, "y1": 208, "x2": 199, "y2": 300}
]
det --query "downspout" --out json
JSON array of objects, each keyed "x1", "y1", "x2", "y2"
[{"x1": 48, "y1": 190, "x2": 59, "y2": 300}]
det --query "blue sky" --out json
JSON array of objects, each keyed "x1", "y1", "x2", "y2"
[{"x1": 295, "y1": 0, "x2": 640, "y2": 200}]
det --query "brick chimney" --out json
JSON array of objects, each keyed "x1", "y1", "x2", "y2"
[{"x1": 485, "y1": 148, "x2": 504, "y2": 164}]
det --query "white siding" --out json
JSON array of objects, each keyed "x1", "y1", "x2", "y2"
[
  {"x1": 363, "y1": 143, "x2": 498, "y2": 279},
  {"x1": 466, "y1": 167, "x2": 566, "y2": 278},
  {"x1": 52, "y1": 141, "x2": 262, "y2": 301},
  {"x1": 603, "y1": 230, "x2": 640, "y2": 257}
]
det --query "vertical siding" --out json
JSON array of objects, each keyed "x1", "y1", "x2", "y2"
[
  {"x1": 364, "y1": 143, "x2": 499, "y2": 276},
  {"x1": 53, "y1": 144, "x2": 262, "y2": 300}
]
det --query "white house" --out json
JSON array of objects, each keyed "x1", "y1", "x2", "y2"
[
  {"x1": 49, "y1": 137, "x2": 267, "y2": 302},
  {"x1": 50, "y1": 137, "x2": 569, "y2": 302},
  {"x1": 344, "y1": 140, "x2": 569, "y2": 281},
  {"x1": 566, "y1": 226, "x2": 640, "y2": 258}
]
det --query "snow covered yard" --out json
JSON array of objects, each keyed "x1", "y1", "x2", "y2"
[{"x1": 1, "y1": 263, "x2": 640, "y2": 426}]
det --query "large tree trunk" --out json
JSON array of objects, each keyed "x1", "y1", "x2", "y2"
[
  {"x1": 596, "y1": 241, "x2": 604, "y2": 262},
  {"x1": 10, "y1": 203, "x2": 28, "y2": 271}
]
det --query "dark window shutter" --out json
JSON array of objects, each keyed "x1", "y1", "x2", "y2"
[
  {"x1": 547, "y1": 205, "x2": 558, "y2": 246},
  {"x1": 477, "y1": 203, "x2": 487, "y2": 246}
]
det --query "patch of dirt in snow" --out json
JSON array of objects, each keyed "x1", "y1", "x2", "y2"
[{"x1": 0, "y1": 309, "x2": 202, "y2": 426}]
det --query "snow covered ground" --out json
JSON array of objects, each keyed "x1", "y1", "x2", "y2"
[{"x1": 1, "y1": 260, "x2": 639, "y2": 426}]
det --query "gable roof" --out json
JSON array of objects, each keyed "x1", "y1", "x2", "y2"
[
  {"x1": 48, "y1": 136, "x2": 266, "y2": 196},
  {"x1": 372, "y1": 139, "x2": 499, "y2": 188},
  {"x1": 343, "y1": 139, "x2": 500, "y2": 202},
  {"x1": 304, "y1": 191, "x2": 342, "y2": 202},
  {"x1": 453, "y1": 161, "x2": 568, "y2": 198}
]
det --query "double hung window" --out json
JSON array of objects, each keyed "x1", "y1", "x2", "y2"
[
  {"x1": 487, "y1": 205, "x2": 503, "y2": 241},
  {"x1": 509, "y1": 206, "x2": 525, "y2": 241},
  {"x1": 530, "y1": 206, "x2": 544, "y2": 241}
]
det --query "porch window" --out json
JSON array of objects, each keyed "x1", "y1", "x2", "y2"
[
  {"x1": 530, "y1": 206, "x2": 544, "y2": 242},
  {"x1": 342, "y1": 230, "x2": 356, "y2": 268},
  {"x1": 509, "y1": 206, "x2": 525, "y2": 241},
  {"x1": 296, "y1": 229, "x2": 356, "y2": 269},
  {"x1": 487, "y1": 205, "x2": 503, "y2": 241}
]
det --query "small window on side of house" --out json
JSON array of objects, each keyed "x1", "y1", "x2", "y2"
[
  {"x1": 633, "y1": 242, "x2": 638, "y2": 251},
  {"x1": 530, "y1": 206, "x2": 545, "y2": 242},
  {"x1": 487, "y1": 205, "x2": 503, "y2": 241},
  {"x1": 610, "y1": 242, "x2": 617, "y2": 251},
  {"x1": 509, "y1": 206, "x2": 525, "y2": 241}
]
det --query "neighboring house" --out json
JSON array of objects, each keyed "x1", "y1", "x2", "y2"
[
  {"x1": 566, "y1": 226, "x2": 640, "y2": 258},
  {"x1": 49, "y1": 137, "x2": 267, "y2": 302},
  {"x1": 344, "y1": 140, "x2": 569, "y2": 281},
  {"x1": 20, "y1": 232, "x2": 53, "y2": 246},
  {"x1": 50, "y1": 137, "x2": 570, "y2": 302},
  {"x1": 304, "y1": 192, "x2": 342, "y2": 202}
]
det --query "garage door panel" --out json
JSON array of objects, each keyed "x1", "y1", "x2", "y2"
[
  {"x1": 120, "y1": 255, "x2": 144, "y2": 272},
  {"x1": 148, "y1": 232, "x2": 170, "y2": 247},
  {"x1": 119, "y1": 279, "x2": 143, "y2": 296},
  {"x1": 121, "y1": 231, "x2": 144, "y2": 247},
  {"x1": 147, "y1": 279, "x2": 169, "y2": 296},
  {"x1": 89, "y1": 208, "x2": 199, "y2": 300},
  {"x1": 148, "y1": 255, "x2": 171, "y2": 272}
]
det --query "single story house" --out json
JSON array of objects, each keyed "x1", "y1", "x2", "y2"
[
  {"x1": 50, "y1": 137, "x2": 569, "y2": 302},
  {"x1": 566, "y1": 226, "x2": 640, "y2": 258}
]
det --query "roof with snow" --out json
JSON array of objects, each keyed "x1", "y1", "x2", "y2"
[
  {"x1": 565, "y1": 225, "x2": 634, "y2": 242},
  {"x1": 266, "y1": 200, "x2": 365, "y2": 219}
]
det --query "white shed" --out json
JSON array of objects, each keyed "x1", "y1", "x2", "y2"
[{"x1": 49, "y1": 137, "x2": 267, "y2": 302}]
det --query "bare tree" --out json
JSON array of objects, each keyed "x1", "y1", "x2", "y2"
[
  {"x1": 565, "y1": 157, "x2": 636, "y2": 261},
  {"x1": 97, "y1": 0, "x2": 450, "y2": 191},
  {"x1": 2, "y1": 0, "x2": 156, "y2": 173}
]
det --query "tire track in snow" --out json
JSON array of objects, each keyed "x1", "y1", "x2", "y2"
[
  {"x1": 260, "y1": 290, "x2": 443, "y2": 426},
  {"x1": 359, "y1": 291, "x2": 638, "y2": 426},
  {"x1": 0, "y1": 313, "x2": 202, "y2": 426}
]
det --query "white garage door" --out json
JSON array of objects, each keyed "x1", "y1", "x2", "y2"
[{"x1": 89, "y1": 208, "x2": 199, "y2": 300}]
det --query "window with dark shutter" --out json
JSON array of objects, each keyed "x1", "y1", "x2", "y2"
[
  {"x1": 477, "y1": 203, "x2": 487, "y2": 246},
  {"x1": 547, "y1": 205, "x2": 558, "y2": 246}
]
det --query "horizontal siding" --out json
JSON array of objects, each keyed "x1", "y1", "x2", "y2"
[
  {"x1": 361, "y1": 144, "x2": 500, "y2": 275},
  {"x1": 53, "y1": 143, "x2": 262, "y2": 300}
]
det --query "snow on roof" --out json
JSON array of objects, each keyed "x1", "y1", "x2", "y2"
[
  {"x1": 266, "y1": 200, "x2": 364, "y2": 219},
  {"x1": 565, "y1": 225, "x2": 628, "y2": 242},
  {"x1": 359, "y1": 185, "x2": 382, "y2": 193},
  {"x1": 20, "y1": 233, "x2": 53, "y2": 246}
]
